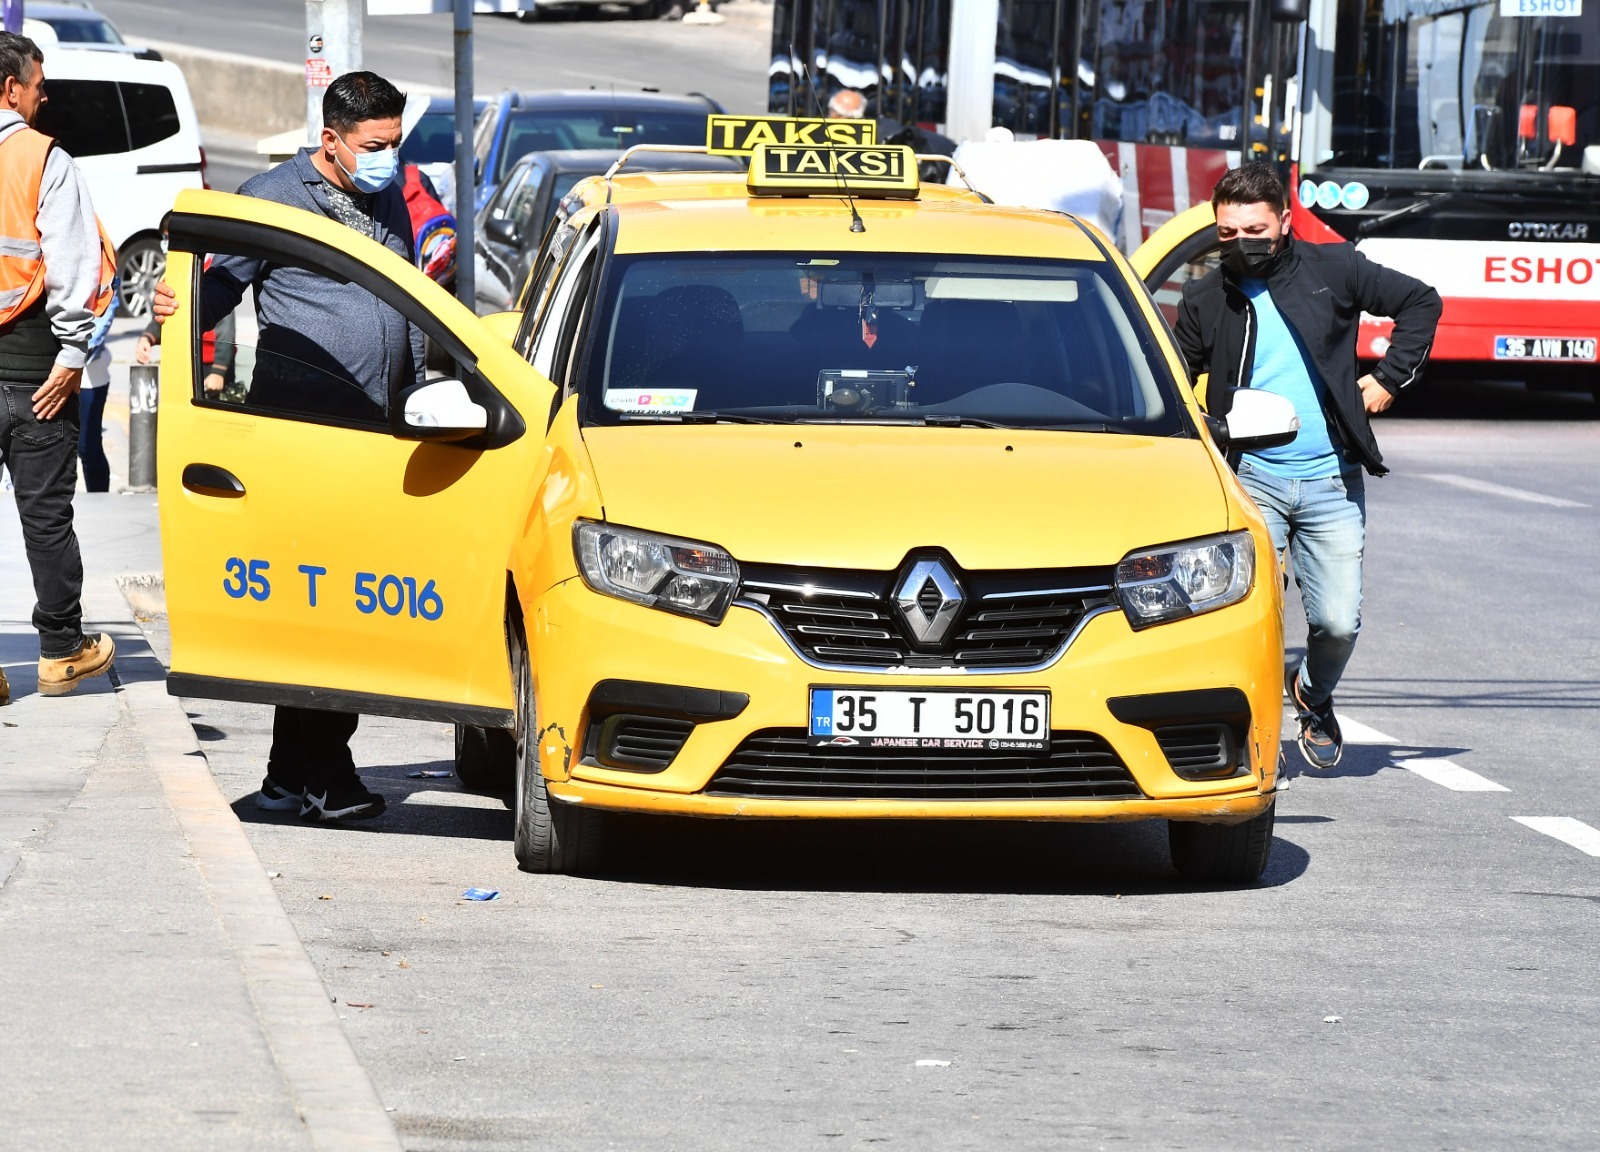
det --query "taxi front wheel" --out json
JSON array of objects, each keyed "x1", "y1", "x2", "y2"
[
  {"x1": 510, "y1": 625, "x2": 606, "y2": 874},
  {"x1": 1167, "y1": 799, "x2": 1275, "y2": 886}
]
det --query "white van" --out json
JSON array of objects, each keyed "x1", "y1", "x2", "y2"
[{"x1": 31, "y1": 49, "x2": 205, "y2": 318}]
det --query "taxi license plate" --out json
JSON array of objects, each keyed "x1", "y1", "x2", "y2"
[
  {"x1": 1494, "y1": 335, "x2": 1598, "y2": 362},
  {"x1": 808, "y1": 687, "x2": 1050, "y2": 751}
]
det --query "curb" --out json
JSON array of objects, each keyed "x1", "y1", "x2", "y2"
[{"x1": 113, "y1": 599, "x2": 402, "y2": 1150}]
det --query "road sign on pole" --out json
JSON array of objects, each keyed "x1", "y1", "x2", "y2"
[{"x1": 306, "y1": 0, "x2": 364, "y2": 144}]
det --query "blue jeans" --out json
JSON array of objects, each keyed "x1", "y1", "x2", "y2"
[
  {"x1": 78, "y1": 384, "x2": 109, "y2": 493},
  {"x1": 1238, "y1": 461, "x2": 1366, "y2": 709}
]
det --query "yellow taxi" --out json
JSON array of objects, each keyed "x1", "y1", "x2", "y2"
[{"x1": 156, "y1": 122, "x2": 1299, "y2": 884}]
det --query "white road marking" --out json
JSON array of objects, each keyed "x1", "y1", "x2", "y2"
[
  {"x1": 1394, "y1": 757, "x2": 1509, "y2": 792},
  {"x1": 1416, "y1": 473, "x2": 1589, "y2": 509},
  {"x1": 1333, "y1": 715, "x2": 1509, "y2": 791},
  {"x1": 1512, "y1": 817, "x2": 1600, "y2": 857},
  {"x1": 1335, "y1": 716, "x2": 1397, "y2": 744}
]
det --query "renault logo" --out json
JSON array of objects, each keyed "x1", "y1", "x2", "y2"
[{"x1": 894, "y1": 558, "x2": 964, "y2": 646}]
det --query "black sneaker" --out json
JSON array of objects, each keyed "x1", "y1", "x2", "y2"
[
  {"x1": 1287, "y1": 669, "x2": 1343, "y2": 770},
  {"x1": 300, "y1": 779, "x2": 387, "y2": 822},
  {"x1": 255, "y1": 774, "x2": 306, "y2": 812}
]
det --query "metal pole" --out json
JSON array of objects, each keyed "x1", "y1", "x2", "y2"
[
  {"x1": 454, "y1": 0, "x2": 475, "y2": 309},
  {"x1": 127, "y1": 364, "x2": 159, "y2": 491}
]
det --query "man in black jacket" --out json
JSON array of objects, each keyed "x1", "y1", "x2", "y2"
[{"x1": 1174, "y1": 163, "x2": 1440, "y2": 770}]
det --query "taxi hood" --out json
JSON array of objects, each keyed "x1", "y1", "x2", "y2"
[{"x1": 580, "y1": 425, "x2": 1228, "y2": 571}]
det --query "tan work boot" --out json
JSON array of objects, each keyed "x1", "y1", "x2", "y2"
[
  {"x1": 0, "y1": 667, "x2": 10, "y2": 706},
  {"x1": 38, "y1": 634, "x2": 116, "y2": 697}
]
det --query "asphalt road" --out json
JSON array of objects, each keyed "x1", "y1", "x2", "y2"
[{"x1": 154, "y1": 380, "x2": 1600, "y2": 1150}]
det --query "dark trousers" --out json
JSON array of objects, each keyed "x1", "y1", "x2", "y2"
[
  {"x1": 267, "y1": 706, "x2": 361, "y2": 789},
  {"x1": 78, "y1": 384, "x2": 109, "y2": 492},
  {"x1": 0, "y1": 382, "x2": 86, "y2": 658}
]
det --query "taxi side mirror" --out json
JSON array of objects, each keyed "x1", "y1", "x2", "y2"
[
  {"x1": 485, "y1": 216, "x2": 520, "y2": 247},
  {"x1": 396, "y1": 377, "x2": 489, "y2": 442},
  {"x1": 1208, "y1": 388, "x2": 1299, "y2": 452}
]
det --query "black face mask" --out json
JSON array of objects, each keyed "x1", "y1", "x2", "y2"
[{"x1": 1220, "y1": 236, "x2": 1281, "y2": 278}]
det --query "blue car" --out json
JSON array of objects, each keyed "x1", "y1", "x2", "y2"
[{"x1": 472, "y1": 88, "x2": 723, "y2": 213}]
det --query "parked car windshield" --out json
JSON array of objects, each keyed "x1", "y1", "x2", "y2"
[
  {"x1": 43, "y1": 15, "x2": 124, "y2": 43},
  {"x1": 496, "y1": 108, "x2": 706, "y2": 180},
  {"x1": 583, "y1": 252, "x2": 1187, "y2": 434}
]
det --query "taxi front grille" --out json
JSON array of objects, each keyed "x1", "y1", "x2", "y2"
[
  {"x1": 737, "y1": 562, "x2": 1116, "y2": 671},
  {"x1": 705, "y1": 729, "x2": 1142, "y2": 801}
]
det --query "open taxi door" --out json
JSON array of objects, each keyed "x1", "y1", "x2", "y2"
[
  {"x1": 156, "y1": 189, "x2": 555, "y2": 729},
  {"x1": 1130, "y1": 201, "x2": 1219, "y2": 405}
]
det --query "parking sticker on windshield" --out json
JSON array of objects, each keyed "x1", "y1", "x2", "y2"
[{"x1": 604, "y1": 389, "x2": 697, "y2": 414}]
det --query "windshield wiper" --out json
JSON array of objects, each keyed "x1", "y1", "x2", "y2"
[
  {"x1": 918, "y1": 414, "x2": 1011, "y2": 429},
  {"x1": 620, "y1": 411, "x2": 780, "y2": 424},
  {"x1": 1357, "y1": 192, "x2": 1453, "y2": 238}
]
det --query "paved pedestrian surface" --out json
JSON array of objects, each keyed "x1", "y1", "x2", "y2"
[{"x1": 0, "y1": 493, "x2": 313, "y2": 1150}]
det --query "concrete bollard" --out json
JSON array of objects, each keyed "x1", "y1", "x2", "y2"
[{"x1": 128, "y1": 364, "x2": 159, "y2": 492}]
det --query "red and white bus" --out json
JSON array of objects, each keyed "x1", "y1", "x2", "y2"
[{"x1": 769, "y1": 0, "x2": 1600, "y2": 380}]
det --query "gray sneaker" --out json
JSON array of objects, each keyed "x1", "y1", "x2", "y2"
[{"x1": 1288, "y1": 669, "x2": 1343, "y2": 770}]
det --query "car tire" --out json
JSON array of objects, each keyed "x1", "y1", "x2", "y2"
[
  {"x1": 454, "y1": 724, "x2": 514, "y2": 795},
  {"x1": 117, "y1": 236, "x2": 166, "y2": 320},
  {"x1": 629, "y1": 0, "x2": 657, "y2": 18},
  {"x1": 1168, "y1": 798, "x2": 1275, "y2": 885},
  {"x1": 510, "y1": 622, "x2": 606, "y2": 874},
  {"x1": 516, "y1": 5, "x2": 541, "y2": 19}
]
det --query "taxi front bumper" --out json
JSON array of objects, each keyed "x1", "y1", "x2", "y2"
[{"x1": 528, "y1": 576, "x2": 1283, "y2": 823}]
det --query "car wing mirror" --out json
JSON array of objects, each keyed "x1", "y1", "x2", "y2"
[
  {"x1": 397, "y1": 377, "x2": 489, "y2": 442},
  {"x1": 1209, "y1": 388, "x2": 1299, "y2": 452},
  {"x1": 484, "y1": 216, "x2": 521, "y2": 247}
]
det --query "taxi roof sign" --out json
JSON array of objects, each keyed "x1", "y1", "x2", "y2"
[
  {"x1": 706, "y1": 115, "x2": 876, "y2": 157},
  {"x1": 747, "y1": 142, "x2": 920, "y2": 200}
]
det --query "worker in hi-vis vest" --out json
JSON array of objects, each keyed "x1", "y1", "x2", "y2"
[{"x1": 0, "y1": 31, "x2": 118, "y2": 705}]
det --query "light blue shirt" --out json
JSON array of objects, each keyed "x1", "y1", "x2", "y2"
[{"x1": 1239, "y1": 278, "x2": 1346, "y2": 479}]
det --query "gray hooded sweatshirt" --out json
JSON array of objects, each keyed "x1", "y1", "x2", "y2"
[{"x1": 0, "y1": 108, "x2": 102, "y2": 377}]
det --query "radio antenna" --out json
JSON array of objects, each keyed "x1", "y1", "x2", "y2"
[{"x1": 794, "y1": 43, "x2": 865, "y2": 233}]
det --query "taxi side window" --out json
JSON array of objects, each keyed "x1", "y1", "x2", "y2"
[
  {"x1": 513, "y1": 220, "x2": 579, "y2": 356},
  {"x1": 528, "y1": 224, "x2": 602, "y2": 382},
  {"x1": 189, "y1": 243, "x2": 464, "y2": 432},
  {"x1": 193, "y1": 251, "x2": 388, "y2": 427}
]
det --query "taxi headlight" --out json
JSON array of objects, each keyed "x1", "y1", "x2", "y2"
[
  {"x1": 1114, "y1": 531, "x2": 1255, "y2": 629},
  {"x1": 574, "y1": 521, "x2": 740, "y2": 623}
]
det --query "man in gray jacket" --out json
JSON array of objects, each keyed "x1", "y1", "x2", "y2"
[
  {"x1": 0, "y1": 31, "x2": 116, "y2": 706},
  {"x1": 154, "y1": 71, "x2": 422, "y2": 820}
]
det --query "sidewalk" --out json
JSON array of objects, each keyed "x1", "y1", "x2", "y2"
[{"x1": 0, "y1": 487, "x2": 397, "y2": 1146}]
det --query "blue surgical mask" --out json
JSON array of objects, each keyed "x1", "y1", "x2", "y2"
[{"x1": 333, "y1": 132, "x2": 398, "y2": 194}]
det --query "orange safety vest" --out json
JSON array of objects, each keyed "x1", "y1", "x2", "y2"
[{"x1": 0, "y1": 125, "x2": 118, "y2": 327}]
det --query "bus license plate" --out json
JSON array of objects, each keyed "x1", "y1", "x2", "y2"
[
  {"x1": 1494, "y1": 336, "x2": 1598, "y2": 362},
  {"x1": 808, "y1": 688, "x2": 1050, "y2": 751}
]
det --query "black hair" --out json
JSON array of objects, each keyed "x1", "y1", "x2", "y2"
[
  {"x1": 0, "y1": 31, "x2": 43, "y2": 89},
  {"x1": 1211, "y1": 163, "x2": 1288, "y2": 211},
  {"x1": 322, "y1": 70, "x2": 406, "y2": 135}
]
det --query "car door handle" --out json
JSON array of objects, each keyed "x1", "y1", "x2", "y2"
[{"x1": 182, "y1": 463, "x2": 245, "y2": 498}]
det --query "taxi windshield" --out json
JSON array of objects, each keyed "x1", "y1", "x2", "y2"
[{"x1": 584, "y1": 253, "x2": 1186, "y2": 433}]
